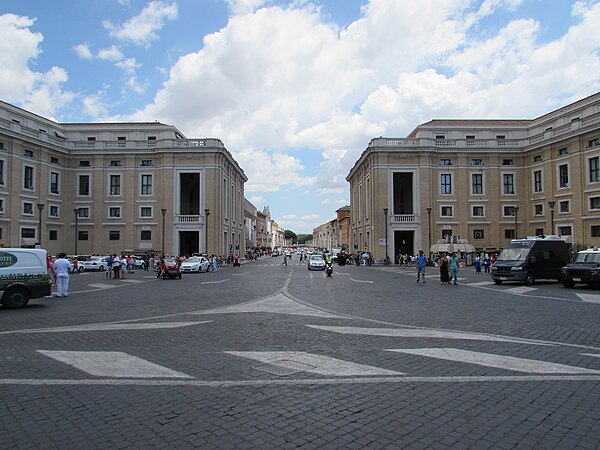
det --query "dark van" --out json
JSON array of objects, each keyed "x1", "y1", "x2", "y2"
[{"x1": 491, "y1": 236, "x2": 570, "y2": 285}]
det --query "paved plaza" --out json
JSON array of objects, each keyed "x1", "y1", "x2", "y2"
[{"x1": 1, "y1": 257, "x2": 599, "y2": 449}]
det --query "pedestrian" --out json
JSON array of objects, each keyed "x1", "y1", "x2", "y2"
[
  {"x1": 120, "y1": 255, "x2": 127, "y2": 279},
  {"x1": 53, "y1": 252, "x2": 70, "y2": 297},
  {"x1": 474, "y1": 256, "x2": 481, "y2": 274},
  {"x1": 449, "y1": 252, "x2": 459, "y2": 285},
  {"x1": 415, "y1": 249, "x2": 427, "y2": 283},
  {"x1": 212, "y1": 255, "x2": 218, "y2": 272},
  {"x1": 282, "y1": 253, "x2": 288, "y2": 266},
  {"x1": 484, "y1": 255, "x2": 491, "y2": 273},
  {"x1": 106, "y1": 254, "x2": 113, "y2": 278},
  {"x1": 72, "y1": 257, "x2": 79, "y2": 274},
  {"x1": 439, "y1": 253, "x2": 450, "y2": 283},
  {"x1": 112, "y1": 254, "x2": 121, "y2": 279}
]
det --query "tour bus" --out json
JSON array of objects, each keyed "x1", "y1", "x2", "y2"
[{"x1": 490, "y1": 236, "x2": 570, "y2": 285}]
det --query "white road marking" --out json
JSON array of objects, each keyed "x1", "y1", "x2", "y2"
[
  {"x1": 201, "y1": 279, "x2": 229, "y2": 284},
  {"x1": 581, "y1": 353, "x2": 600, "y2": 358},
  {"x1": 119, "y1": 279, "x2": 143, "y2": 283},
  {"x1": 387, "y1": 348, "x2": 600, "y2": 374},
  {"x1": 307, "y1": 325, "x2": 551, "y2": 345},
  {"x1": 192, "y1": 293, "x2": 344, "y2": 318},
  {"x1": 505, "y1": 286, "x2": 537, "y2": 294},
  {"x1": 232, "y1": 272, "x2": 248, "y2": 276},
  {"x1": 88, "y1": 283, "x2": 114, "y2": 289},
  {"x1": 0, "y1": 321, "x2": 211, "y2": 335},
  {"x1": 226, "y1": 351, "x2": 402, "y2": 376},
  {"x1": 37, "y1": 350, "x2": 192, "y2": 378},
  {"x1": 467, "y1": 281, "x2": 495, "y2": 286},
  {"x1": 350, "y1": 278, "x2": 373, "y2": 284},
  {"x1": 576, "y1": 293, "x2": 600, "y2": 303}
]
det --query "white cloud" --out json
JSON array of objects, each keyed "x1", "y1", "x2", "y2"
[
  {"x1": 248, "y1": 195, "x2": 266, "y2": 206},
  {"x1": 74, "y1": 43, "x2": 93, "y2": 59},
  {"x1": 103, "y1": 1, "x2": 178, "y2": 47},
  {"x1": 98, "y1": 45, "x2": 124, "y2": 62},
  {"x1": 0, "y1": 14, "x2": 74, "y2": 118},
  {"x1": 225, "y1": 0, "x2": 270, "y2": 15},
  {"x1": 82, "y1": 90, "x2": 109, "y2": 118}
]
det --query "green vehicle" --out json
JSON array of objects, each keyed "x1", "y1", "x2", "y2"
[{"x1": 0, "y1": 248, "x2": 52, "y2": 309}]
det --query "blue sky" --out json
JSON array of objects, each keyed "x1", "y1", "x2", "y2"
[{"x1": 1, "y1": 0, "x2": 599, "y2": 233}]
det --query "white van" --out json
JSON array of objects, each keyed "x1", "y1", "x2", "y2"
[{"x1": 0, "y1": 248, "x2": 52, "y2": 309}]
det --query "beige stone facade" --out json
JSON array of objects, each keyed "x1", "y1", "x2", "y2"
[
  {"x1": 347, "y1": 93, "x2": 600, "y2": 261},
  {"x1": 0, "y1": 100, "x2": 247, "y2": 257}
]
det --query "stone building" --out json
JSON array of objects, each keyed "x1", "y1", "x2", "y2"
[
  {"x1": 347, "y1": 93, "x2": 600, "y2": 260},
  {"x1": 0, "y1": 100, "x2": 247, "y2": 257}
]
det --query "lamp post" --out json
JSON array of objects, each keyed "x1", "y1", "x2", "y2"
[
  {"x1": 37, "y1": 203, "x2": 45, "y2": 248},
  {"x1": 426, "y1": 207, "x2": 432, "y2": 257},
  {"x1": 548, "y1": 201, "x2": 556, "y2": 235},
  {"x1": 514, "y1": 206, "x2": 519, "y2": 239},
  {"x1": 73, "y1": 208, "x2": 79, "y2": 255},
  {"x1": 204, "y1": 208, "x2": 210, "y2": 254},
  {"x1": 161, "y1": 208, "x2": 167, "y2": 256},
  {"x1": 383, "y1": 208, "x2": 389, "y2": 264}
]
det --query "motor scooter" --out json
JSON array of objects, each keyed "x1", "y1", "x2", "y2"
[{"x1": 325, "y1": 261, "x2": 333, "y2": 277}]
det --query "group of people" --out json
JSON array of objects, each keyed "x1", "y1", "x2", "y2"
[{"x1": 415, "y1": 250, "x2": 460, "y2": 285}]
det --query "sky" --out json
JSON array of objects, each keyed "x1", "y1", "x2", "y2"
[{"x1": 1, "y1": 0, "x2": 600, "y2": 233}]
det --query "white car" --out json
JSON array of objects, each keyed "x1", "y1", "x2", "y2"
[
  {"x1": 80, "y1": 257, "x2": 109, "y2": 272},
  {"x1": 307, "y1": 254, "x2": 326, "y2": 271},
  {"x1": 181, "y1": 256, "x2": 210, "y2": 273}
]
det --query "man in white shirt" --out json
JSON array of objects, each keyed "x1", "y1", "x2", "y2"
[{"x1": 53, "y1": 252, "x2": 70, "y2": 297}]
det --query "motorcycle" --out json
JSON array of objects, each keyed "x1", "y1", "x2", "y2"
[{"x1": 325, "y1": 261, "x2": 333, "y2": 277}]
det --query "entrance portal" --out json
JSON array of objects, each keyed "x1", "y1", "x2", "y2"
[
  {"x1": 179, "y1": 231, "x2": 199, "y2": 257},
  {"x1": 394, "y1": 230, "x2": 414, "y2": 262}
]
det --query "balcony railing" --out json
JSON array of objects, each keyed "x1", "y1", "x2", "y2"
[
  {"x1": 391, "y1": 214, "x2": 419, "y2": 223},
  {"x1": 174, "y1": 214, "x2": 203, "y2": 224}
]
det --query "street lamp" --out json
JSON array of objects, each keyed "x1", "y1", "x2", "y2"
[
  {"x1": 204, "y1": 208, "x2": 210, "y2": 254},
  {"x1": 514, "y1": 206, "x2": 519, "y2": 238},
  {"x1": 37, "y1": 203, "x2": 45, "y2": 248},
  {"x1": 161, "y1": 208, "x2": 167, "y2": 256},
  {"x1": 426, "y1": 207, "x2": 432, "y2": 257},
  {"x1": 383, "y1": 208, "x2": 389, "y2": 264},
  {"x1": 548, "y1": 201, "x2": 556, "y2": 235},
  {"x1": 73, "y1": 208, "x2": 79, "y2": 255}
]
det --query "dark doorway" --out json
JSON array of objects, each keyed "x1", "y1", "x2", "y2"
[
  {"x1": 392, "y1": 173, "x2": 413, "y2": 214},
  {"x1": 179, "y1": 231, "x2": 199, "y2": 257},
  {"x1": 180, "y1": 173, "x2": 200, "y2": 215},
  {"x1": 394, "y1": 230, "x2": 414, "y2": 261}
]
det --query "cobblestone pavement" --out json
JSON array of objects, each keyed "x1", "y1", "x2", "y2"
[{"x1": 1, "y1": 257, "x2": 599, "y2": 449}]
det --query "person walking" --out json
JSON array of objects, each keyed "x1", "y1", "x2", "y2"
[
  {"x1": 53, "y1": 252, "x2": 70, "y2": 297},
  {"x1": 106, "y1": 254, "x2": 113, "y2": 279},
  {"x1": 112, "y1": 254, "x2": 121, "y2": 279},
  {"x1": 449, "y1": 253, "x2": 460, "y2": 285},
  {"x1": 212, "y1": 255, "x2": 218, "y2": 272},
  {"x1": 439, "y1": 253, "x2": 450, "y2": 283},
  {"x1": 474, "y1": 256, "x2": 481, "y2": 275},
  {"x1": 282, "y1": 253, "x2": 288, "y2": 266},
  {"x1": 415, "y1": 249, "x2": 427, "y2": 283}
]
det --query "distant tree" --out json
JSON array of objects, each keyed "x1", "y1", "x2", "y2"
[
  {"x1": 297, "y1": 234, "x2": 312, "y2": 244},
  {"x1": 284, "y1": 230, "x2": 297, "y2": 241}
]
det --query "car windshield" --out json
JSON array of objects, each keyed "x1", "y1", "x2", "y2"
[
  {"x1": 575, "y1": 252, "x2": 600, "y2": 263},
  {"x1": 496, "y1": 248, "x2": 529, "y2": 262},
  {"x1": 310, "y1": 255, "x2": 324, "y2": 261},
  {"x1": 185, "y1": 257, "x2": 201, "y2": 263}
]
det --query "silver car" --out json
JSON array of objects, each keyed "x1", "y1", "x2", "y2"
[
  {"x1": 181, "y1": 256, "x2": 210, "y2": 273},
  {"x1": 307, "y1": 254, "x2": 326, "y2": 271}
]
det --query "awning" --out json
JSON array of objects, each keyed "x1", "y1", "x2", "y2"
[{"x1": 430, "y1": 243, "x2": 477, "y2": 254}]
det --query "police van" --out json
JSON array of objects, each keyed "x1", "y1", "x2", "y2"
[
  {"x1": 0, "y1": 248, "x2": 52, "y2": 309},
  {"x1": 560, "y1": 248, "x2": 600, "y2": 288},
  {"x1": 491, "y1": 236, "x2": 570, "y2": 285}
]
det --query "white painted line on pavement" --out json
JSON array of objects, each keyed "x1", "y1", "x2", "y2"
[
  {"x1": 576, "y1": 293, "x2": 600, "y2": 303},
  {"x1": 0, "y1": 321, "x2": 211, "y2": 335},
  {"x1": 226, "y1": 351, "x2": 402, "y2": 376},
  {"x1": 505, "y1": 286, "x2": 538, "y2": 295},
  {"x1": 350, "y1": 278, "x2": 373, "y2": 284},
  {"x1": 232, "y1": 272, "x2": 248, "y2": 276},
  {"x1": 581, "y1": 353, "x2": 600, "y2": 358},
  {"x1": 307, "y1": 325, "x2": 552, "y2": 345},
  {"x1": 88, "y1": 283, "x2": 114, "y2": 289},
  {"x1": 201, "y1": 279, "x2": 229, "y2": 284},
  {"x1": 387, "y1": 348, "x2": 600, "y2": 374},
  {"x1": 119, "y1": 279, "x2": 143, "y2": 283},
  {"x1": 467, "y1": 281, "x2": 495, "y2": 286},
  {"x1": 37, "y1": 350, "x2": 192, "y2": 378}
]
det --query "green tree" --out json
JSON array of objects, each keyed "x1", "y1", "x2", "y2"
[{"x1": 284, "y1": 230, "x2": 297, "y2": 242}]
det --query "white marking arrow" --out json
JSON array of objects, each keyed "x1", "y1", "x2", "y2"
[{"x1": 576, "y1": 293, "x2": 600, "y2": 303}]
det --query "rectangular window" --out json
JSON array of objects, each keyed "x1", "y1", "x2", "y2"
[
  {"x1": 535, "y1": 228, "x2": 544, "y2": 236},
  {"x1": 78, "y1": 175, "x2": 90, "y2": 196},
  {"x1": 0, "y1": 160, "x2": 4, "y2": 185},
  {"x1": 21, "y1": 228, "x2": 36, "y2": 238},
  {"x1": 472, "y1": 206, "x2": 484, "y2": 217},
  {"x1": 109, "y1": 231, "x2": 120, "y2": 240},
  {"x1": 140, "y1": 207, "x2": 152, "y2": 217},
  {"x1": 533, "y1": 155, "x2": 542, "y2": 162},
  {"x1": 23, "y1": 202, "x2": 33, "y2": 214},
  {"x1": 589, "y1": 138, "x2": 599, "y2": 147},
  {"x1": 49, "y1": 230, "x2": 57, "y2": 241},
  {"x1": 110, "y1": 160, "x2": 122, "y2": 167},
  {"x1": 439, "y1": 159, "x2": 452, "y2": 166},
  {"x1": 473, "y1": 229, "x2": 484, "y2": 240},
  {"x1": 49, "y1": 205, "x2": 59, "y2": 217},
  {"x1": 50, "y1": 156, "x2": 59, "y2": 164},
  {"x1": 559, "y1": 164, "x2": 569, "y2": 187},
  {"x1": 589, "y1": 157, "x2": 600, "y2": 183},
  {"x1": 50, "y1": 172, "x2": 60, "y2": 194},
  {"x1": 471, "y1": 159, "x2": 482, "y2": 166},
  {"x1": 502, "y1": 159, "x2": 513, "y2": 166},
  {"x1": 592, "y1": 226, "x2": 600, "y2": 237},
  {"x1": 533, "y1": 170, "x2": 542, "y2": 193},
  {"x1": 535, "y1": 204, "x2": 543, "y2": 215},
  {"x1": 503, "y1": 174, "x2": 515, "y2": 194},
  {"x1": 558, "y1": 226, "x2": 572, "y2": 236},
  {"x1": 110, "y1": 175, "x2": 121, "y2": 196},
  {"x1": 442, "y1": 229, "x2": 452, "y2": 239},
  {"x1": 79, "y1": 160, "x2": 90, "y2": 167},
  {"x1": 141, "y1": 174, "x2": 152, "y2": 195},
  {"x1": 471, "y1": 174, "x2": 483, "y2": 195},
  {"x1": 558, "y1": 148, "x2": 568, "y2": 156},
  {"x1": 87, "y1": 137, "x2": 96, "y2": 141},
  {"x1": 24, "y1": 166, "x2": 34, "y2": 190},
  {"x1": 109, "y1": 207, "x2": 121, "y2": 218},
  {"x1": 505, "y1": 229, "x2": 515, "y2": 239},
  {"x1": 77, "y1": 207, "x2": 90, "y2": 218},
  {"x1": 559, "y1": 201, "x2": 570, "y2": 213},
  {"x1": 0, "y1": 198, "x2": 4, "y2": 212},
  {"x1": 503, "y1": 206, "x2": 517, "y2": 216},
  {"x1": 78, "y1": 231, "x2": 89, "y2": 241},
  {"x1": 435, "y1": 135, "x2": 445, "y2": 140},
  {"x1": 441, "y1": 206, "x2": 453, "y2": 217},
  {"x1": 24, "y1": 149, "x2": 34, "y2": 158},
  {"x1": 591, "y1": 197, "x2": 600, "y2": 209},
  {"x1": 141, "y1": 230, "x2": 152, "y2": 240},
  {"x1": 141, "y1": 160, "x2": 153, "y2": 166},
  {"x1": 441, "y1": 174, "x2": 452, "y2": 195}
]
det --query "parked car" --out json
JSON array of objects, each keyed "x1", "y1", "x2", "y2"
[
  {"x1": 181, "y1": 256, "x2": 210, "y2": 273},
  {"x1": 131, "y1": 256, "x2": 147, "y2": 269},
  {"x1": 67, "y1": 257, "x2": 85, "y2": 273},
  {"x1": 561, "y1": 249, "x2": 600, "y2": 288},
  {"x1": 159, "y1": 258, "x2": 182, "y2": 279},
  {"x1": 0, "y1": 248, "x2": 52, "y2": 309},
  {"x1": 80, "y1": 257, "x2": 109, "y2": 272},
  {"x1": 307, "y1": 254, "x2": 326, "y2": 271}
]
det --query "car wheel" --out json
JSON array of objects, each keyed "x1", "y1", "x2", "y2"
[
  {"x1": 524, "y1": 273, "x2": 535, "y2": 286},
  {"x1": 78, "y1": 266, "x2": 85, "y2": 273},
  {"x1": 493, "y1": 279, "x2": 502, "y2": 285},
  {"x1": 562, "y1": 279, "x2": 575, "y2": 288},
  {"x1": 2, "y1": 287, "x2": 30, "y2": 309},
  {"x1": 99, "y1": 265, "x2": 105, "y2": 272}
]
